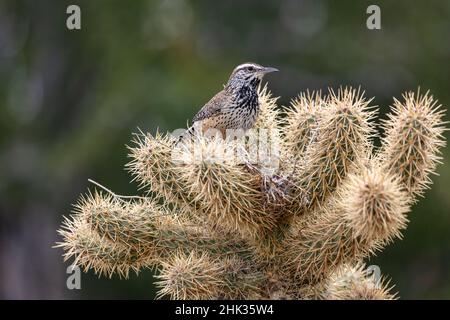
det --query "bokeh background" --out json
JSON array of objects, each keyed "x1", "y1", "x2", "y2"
[{"x1": 0, "y1": 0, "x2": 449, "y2": 299}]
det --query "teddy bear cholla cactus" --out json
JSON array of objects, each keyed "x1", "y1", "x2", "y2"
[{"x1": 56, "y1": 86, "x2": 446, "y2": 299}]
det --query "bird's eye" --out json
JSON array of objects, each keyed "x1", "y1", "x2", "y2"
[{"x1": 247, "y1": 66, "x2": 254, "y2": 71}]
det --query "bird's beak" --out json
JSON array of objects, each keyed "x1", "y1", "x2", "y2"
[{"x1": 262, "y1": 66, "x2": 279, "y2": 74}]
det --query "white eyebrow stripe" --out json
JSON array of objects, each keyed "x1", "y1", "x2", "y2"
[{"x1": 234, "y1": 63, "x2": 261, "y2": 72}]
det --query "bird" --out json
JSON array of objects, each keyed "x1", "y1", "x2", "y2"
[{"x1": 179, "y1": 62, "x2": 278, "y2": 142}]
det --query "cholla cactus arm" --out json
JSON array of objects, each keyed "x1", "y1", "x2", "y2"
[
  {"x1": 379, "y1": 90, "x2": 446, "y2": 200},
  {"x1": 84, "y1": 192, "x2": 248, "y2": 254},
  {"x1": 252, "y1": 86, "x2": 284, "y2": 175},
  {"x1": 156, "y1": 251, "x2": 265, "y2": 300},
  {"x1": 254, "y1": 85, "x2": 282, "y2": 131},
  {"x1": 280, "y1": 165, "x2": 410, "y2": 283},
  {"x1": 282, "y1": 91, "x2": 324, "y2": 159},
  {"x1": 156, "y1": 251, "x2": 227, "y2": 300},
  {"x1": 288, "y1": 88, "x2": 376, "y2": 211},
  {"x1": 57, "y1": 216, "x2": 152, "y2": 278},
  {"x1": 56, "y1": 191, "x2": 255, "y2": 278},
  {"x1": 174, "y1": 138, "x2": 277, "y2": 241},
  {"x1": 81, "y1": 191, "x2": 164, "y2": 249},
  {"x1": 127, "y1": 132, "x2": 196, "y2": 209}
]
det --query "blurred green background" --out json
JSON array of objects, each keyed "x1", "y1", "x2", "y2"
[{"x1": 0, "y1": 0, "x2": 449, "y2": 299}]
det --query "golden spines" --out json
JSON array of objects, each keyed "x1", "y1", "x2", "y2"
[
  {"x1": 155, "y1": 251, "x2": 227, "y2": 299},
  {"x1": 155, "y1": 251, "x2": 263, "y2": 299},
  {"x1": 175, "y1": 137, "x2": 276, "y2": 241},
  {"x1": 280, "y1": 91, "x2": 325, "y2": 214},
  {"x1": 290, "y1": 87, "x2": 376, "y2": 210},
  {"x1": 255, "y1": 84, "x2": 282, "y2": 131},
  {"x1": 281, "y1": 165, "x2": 410, "y2": 283},
  {"x1": 342, "y1": 167, "x2": 409, "y2": 244},
  {"x1": 127, "y1": 131, "x2": 193, "y2": 208},
  {"x1": 281, "y1": 204, "x2": 362, "y2": 283},
  {"x1": 57, "y1": 215, "x2": 152, "y2": 278},
  {"x1": 282, "y1": 90, "x2": 324, "y2": 159},
  {"x1": 252, "y1": 85, "x2": 283, "y2": 174},
  {"x1": 380, "y1": 90, "x2": 446, "y2": 200},
  {"x1": 57, "y1": 191, "x2": 252, "y2": 278},
  {"x1": 81, "y1": 191, "x2": 161, "y2": 249}
]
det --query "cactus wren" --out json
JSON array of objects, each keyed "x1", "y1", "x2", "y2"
[{"x1": 181, "y1": 62, "x2": 278, "y2": 141}]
